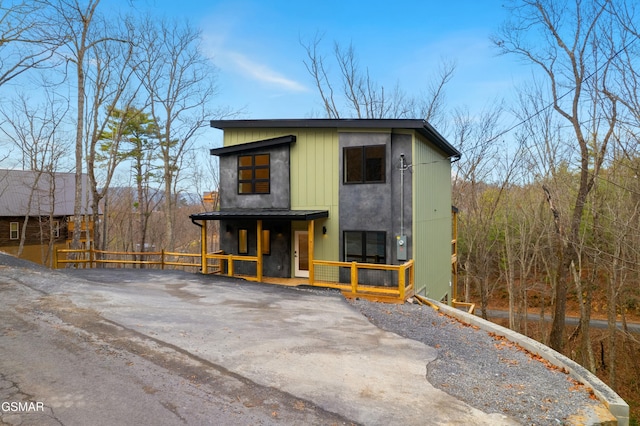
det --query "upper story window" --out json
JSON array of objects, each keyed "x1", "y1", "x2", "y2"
[
  {"x1": 238, "y1": 153, "x2": 270, "y2": 194},
  {"x1": 10, "y1": 222, "x2": 19, "y2": 240},
  {"x1": 344, "y1": 145, "x2": 385, "y2": 184}
]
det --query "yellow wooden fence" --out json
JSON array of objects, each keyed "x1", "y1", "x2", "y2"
[
  {"x1": 310, "y1": 259, "x2": 415, "y2": 303},
  {"x1": 204, "y1": 251, "x2": 261, "y2": 281},
  {"x1": 54, "y1": 248, "x2": 213, "y2": 270},
  {"x1": 55, "y1": 248, "x2": 414, "y2": 303}
]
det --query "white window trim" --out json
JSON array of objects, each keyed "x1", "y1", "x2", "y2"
[{"x1": 9, "y1": 222, "x2": 19, "y2": 240}]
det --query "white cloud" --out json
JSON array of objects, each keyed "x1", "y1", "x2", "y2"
[
  {"x1": 201, "y1": 30, "x2": 308, "y2": 94},
  {"x1": 225, "y1": 51, "x2": 308, "y2": 93}
]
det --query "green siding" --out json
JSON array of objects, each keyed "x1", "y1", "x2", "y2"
[
  {"x1": 412, "y1": 134, "x2": 453, "y2": 301},
  {"x1": 222, "y1": 129, "x2": 339, "y2": 264},
  {"x1": 289, "y1": 129, "x2": 339, "y2": 263}
]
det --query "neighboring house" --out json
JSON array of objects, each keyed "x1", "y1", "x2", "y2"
[
  {"x1": 0, "y1": 169, "x2": 95, "y2": 266},
  {"x1": 190, "y1": 119, "x2": 461, "y2": 302}
]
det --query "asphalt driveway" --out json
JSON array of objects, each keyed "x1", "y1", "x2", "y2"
[{"x1": 0, "y1": 259, "x2": 518, "y2": 425}]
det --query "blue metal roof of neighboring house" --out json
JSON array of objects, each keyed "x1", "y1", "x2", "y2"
[
  {"x1": 0, "y1": 169, "x2": 94, "y2": 217},
  {"x1": 209, "y1": 119, "x2": 461, "y2": 161}
]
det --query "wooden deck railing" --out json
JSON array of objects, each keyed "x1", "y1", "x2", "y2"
[
  {"x1": 310, "y1": 259, "x2": 415, "y2": 303},
  {"x1": 204, "y1": 251, "x2": 261, "y2": 281},
  {"x1": 54, "y1": 248, "x2": 414, "y2": 303},
  {"x1": 54, "y1": 248, "x2": 216, "y2": 270}
]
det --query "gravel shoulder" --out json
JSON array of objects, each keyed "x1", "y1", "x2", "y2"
[{"x1": 346, "y1": 298, "x2": 605, "y2": 426}]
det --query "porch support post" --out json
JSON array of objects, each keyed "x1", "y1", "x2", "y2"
[
  {"x1": 256, "y1": 219, "x2": 263, "y2": 282},
  {"x1": 307, "y1": 219, "x2": 314, "y2": 285},
  {"x1": 201, "y1": 220, "x2": 208, "y2": 274},
  {"x1": 399, "y1": 262, "x2": 406, "y2": 301}
]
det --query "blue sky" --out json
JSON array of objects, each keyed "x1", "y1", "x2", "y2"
[{"x1": 115, "y1": 0, "x2": 525, "y2": 120}]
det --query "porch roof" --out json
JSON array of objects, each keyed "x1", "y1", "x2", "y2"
[{"x1": 190, "y1": 209, "x2": 329, "y2": 221}]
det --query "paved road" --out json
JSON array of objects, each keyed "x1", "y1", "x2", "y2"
[
  {"x1": 0, "y1": 259, "x2": 517, "y2": 426},
  {"x1": 483, "y1": 310, "x2": 640, "y2": 334}
]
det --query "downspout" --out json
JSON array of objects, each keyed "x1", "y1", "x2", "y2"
[
  {"x1": 400, "y1": 154, "x2": 405, "y2": 236},
  {"x1": 190, "y1": 218, "x2": 207, "y2": 274},
  {"x1": 396, "y1": 153, "x2": 410, "y2": 263}
]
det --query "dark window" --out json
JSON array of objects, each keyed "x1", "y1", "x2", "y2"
[
  {"x1": 344, "y1": 145, "x2": 385, "y2": 184},
  {"x1": 344, "y1": 231, "x2": 386, "y2": 264},
  {"x1": 238, "y1": 154, "x2": 270, "y2": 194}
]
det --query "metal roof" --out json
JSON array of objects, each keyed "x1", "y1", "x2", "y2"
[
  {"x1": 0, "y1": 169, "x2": 94, "y2": 217},
  {"x1": 210, "y1": 135, "x2": 296, "y2": 156},
  {"x1": 209, "y1": 118, "x2": 461, "y2": 160},
  {"x1": 190, "y1": 209, "x2": 329, "y2": 221}
]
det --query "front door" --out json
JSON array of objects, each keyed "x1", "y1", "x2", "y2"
[{"x1": 294, "y1": 231, "x2": 309, "y2": 278}]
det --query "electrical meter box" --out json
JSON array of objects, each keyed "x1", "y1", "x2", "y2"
[{"x1": 396, "y1": 235, "x2": 407, "y2": 261}]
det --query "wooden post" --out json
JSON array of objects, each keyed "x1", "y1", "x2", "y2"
[
  {"x1": 53, "y1": 248, "x2": 58, "y2": 269},
  {"x1": 256, "y1": 220, "x2": 263, "y2": 282},
  {"x1": 399, "y1": 262, "x2": 406, "y2": 301},
  {"x1": 410, "y1": 260, "x2": 415, "y2": 292},
  {"x1": 201, "y1": 221, "x2": 208, "y2": 274},
  {"x1": 227, "y1": 254, "x2": 234, "y2": 276},
  {"x1": 350, "y1": 261, "x2": 357, "y2": 294},
  {"x1": 161, "y1": 249, "x2": 165, "y2": 270},
  {"x1": 308, "y1": 220, "x2": 314, "y2": 284}
]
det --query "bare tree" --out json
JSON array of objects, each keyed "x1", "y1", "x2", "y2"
[
  {"x1": 494, "y1": 0, "x2": 620, "y2": 351},
  {"x1": 84, "y1": 17, "x2": 141, "y2": 254},
  {"x1": 451, "y1": 103, "x2": 513, "y2": 318},
  {"x1": 0, "y1": 1, "x2": 59, "y2": 87},
  {"x1": 513, "y1": 81, "x2": 569, "y2": 344},
  {"x1": 0, "y1": 89, "x2": 70, "y2": 263},
  {"x1": 301, "y1": 33, "x2": 455, "y2": 122},
  {"x1": 0, "y1": 90, "x2": 70, "y2": 171},
  {"x1": 41, "y1": 0, "x2": 101, "y2": 250},
  {"x1": 135, "y1": 16, "x2": 221, "y2": 250}
]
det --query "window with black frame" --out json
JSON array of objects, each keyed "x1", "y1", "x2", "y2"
[
  {"x1": 343, "y1": 231, "x2": 386, "y2": 264},
  {"x1": 238, "y1": 153, "x2": 270, "y2": 194},
  {"x1": 343, "y1": 145, "x2": 385, "y2": 184}
]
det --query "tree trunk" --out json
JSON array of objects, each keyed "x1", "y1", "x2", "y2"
[
  {"x1": 72, "y1": 56, "x2": 85, "y2": 251},
  {"x1": 505, "y1": 227, "x2": 517, "y2": 331},
  {"x1": 571, "y1": 260, "x2": 596, "y2": 372},
  {"x1": 607, "y1": 247, "x2": 620, "y2": 388},
  {"x1": 480, "y1": 276, "x2": 489, "y2": 320},
  {"x1": 163, "y1": 165, "x2": 174, "y2": 251}
]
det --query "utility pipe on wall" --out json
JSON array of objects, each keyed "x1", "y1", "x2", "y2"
[{"x1": 400, "y1": 154, "x2": 405, "y2": 236}]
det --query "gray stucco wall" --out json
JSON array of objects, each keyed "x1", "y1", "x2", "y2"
[
  {"x1": 219, "y1": 219, "x2": 291, "y2": 278},
  {"x1": 391, "y1": 134, "x2": 413, "y2": 261},
  {"x1": 219, "y1": 144, "x2": 290, "y2": 210},
  {"x1": 338, "y1": 132, "x2": 413, "y2": 268}
]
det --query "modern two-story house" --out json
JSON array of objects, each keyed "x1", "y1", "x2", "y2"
[{"x1": 190, "y1": 119, "x2": 461, "y2": 302}]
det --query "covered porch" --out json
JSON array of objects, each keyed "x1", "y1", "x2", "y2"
[
  {"x1": 190, "y1": 209, "x2": 414, "y2": 303},
  {"x1": 190, "y1": 209, "x2": 328, "y2": 281}
]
